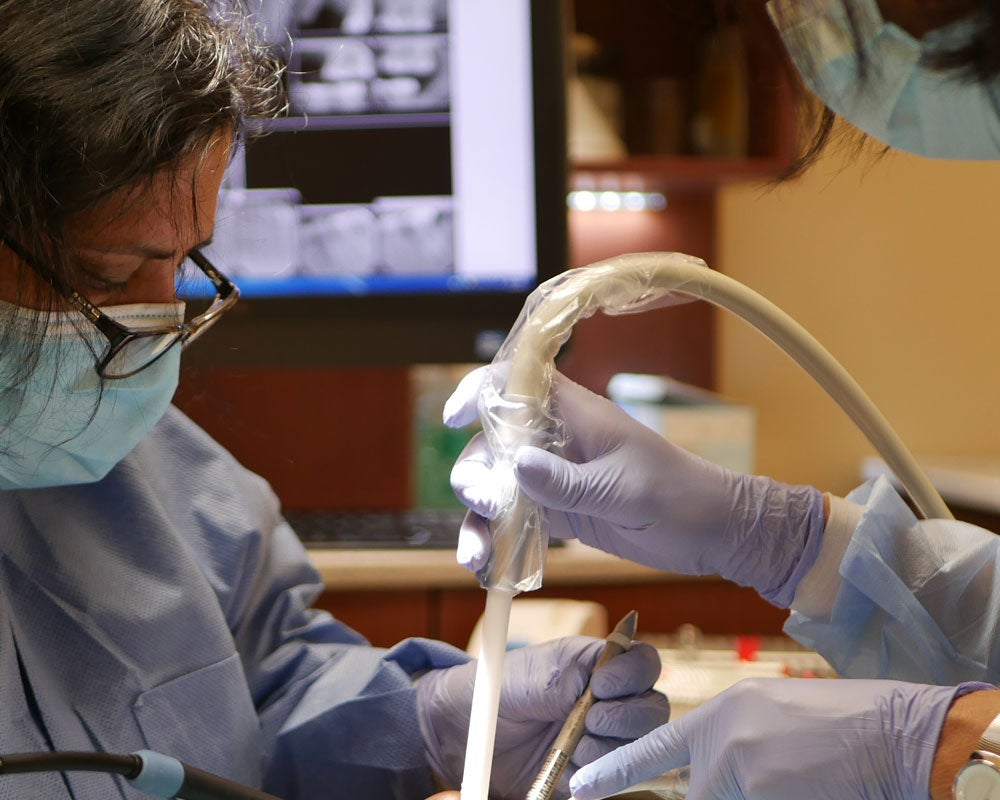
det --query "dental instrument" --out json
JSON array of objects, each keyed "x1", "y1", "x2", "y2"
[{"x1": 525, "y1": 610, "x2": 639, "y2": 800}]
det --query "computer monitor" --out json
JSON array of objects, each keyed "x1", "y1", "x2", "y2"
[{"x1": 185, "y1": 0, "x2": 568, "y2": 368}]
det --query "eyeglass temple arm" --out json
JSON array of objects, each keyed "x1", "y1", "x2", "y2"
[{"x1": 0, "y1": 230, "x2": 131, "y2": 343}]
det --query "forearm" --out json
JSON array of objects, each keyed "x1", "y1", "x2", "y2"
[
  {"x1": 931, "y1": 690, "x2": 1000, "y2": 799},
  {"x1": 787, "y1": 477, "x2": 1000, "y2": 684},
  {"x1": 796, "y1": 496, "x2": 1000, "y2": 796}
]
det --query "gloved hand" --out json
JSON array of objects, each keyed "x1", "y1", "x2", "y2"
[
  {"x1": 445, "y1": 367, "x2": 826, "y2": 607},
  {"x1": 569, "y1": 677, "x2": 986, "y2": 800},
  {"x1": 416, "y1": 635, "x2": 670, "y2": 800}
]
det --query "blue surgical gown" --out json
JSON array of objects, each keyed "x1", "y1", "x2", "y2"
[
  {"x1": 787, "y1": 476, "x2": 1000, "y2": 686},
  {"x1": 0, "y1": 406, "x2": 468, "y2": 800}
]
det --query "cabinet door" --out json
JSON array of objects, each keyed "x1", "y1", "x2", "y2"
[
  {"x1": 313, "y1": 589, "x2": 434, "y2": 647},
  {"x1": 436, "y1": 580, "x2": 789, "y2": 650}
]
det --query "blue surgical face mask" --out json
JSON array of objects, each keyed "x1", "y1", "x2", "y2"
[
  {"x1": 0, "y1": 301, "x2": 183, "y2": 489},
  {"x1": 769, "y1": 0, "x2": 1000, "y2": 159}
]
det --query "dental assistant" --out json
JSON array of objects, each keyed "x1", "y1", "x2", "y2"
[
  {"x1": 447, "y1": 1, "x2": 1000, "y2": 798},
  {"x1": 0, "y1": 2, "x2": 671, "y2": 799}
]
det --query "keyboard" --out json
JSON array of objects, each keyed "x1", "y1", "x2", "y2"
[{"x1": 286, "y1": 508, "x2": 470, "y2": 549}]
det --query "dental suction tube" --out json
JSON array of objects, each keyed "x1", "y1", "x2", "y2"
[
  {"x1": 460, "y1": 251, "x2": 950, "y2": 800},
  {"x1": 478, "y1": 251, "x2": 950, "y2": 594}
]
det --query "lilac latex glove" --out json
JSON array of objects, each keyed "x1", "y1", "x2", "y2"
[
  {"x1": 416, "y1": 635, "x2": 670, "y2": 800},
  {"x1": 570, "y1": 677, "x2": 989, "y2": 800},
  {"x1": 445, "y1": 367, "x2": 825, "y2": 607}
]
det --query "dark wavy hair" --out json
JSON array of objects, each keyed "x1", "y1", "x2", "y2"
[
  {"x1": 0, "y1": 0, "x2": 285, "y2": 275},
  {"x1": 0, "y1": 0, "x2": 284, "y2": 409}
]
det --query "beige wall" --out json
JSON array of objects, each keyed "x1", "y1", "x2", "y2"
[{"x1": 716, "y1": 136, "x2": 1000, "y2": 496}]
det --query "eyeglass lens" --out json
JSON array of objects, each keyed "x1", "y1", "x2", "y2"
[
  {"x1": 102, "y1": 333, "x2": 184, "y2": 378},
  {"x1": 99, "y1": 254, "x2": 232, "y2": 377}
]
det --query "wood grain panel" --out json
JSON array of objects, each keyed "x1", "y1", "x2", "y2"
[
  {"x1": 312, "y1": 589, "x2": 434, "y2": 649},
  {"x1": 175, "y1": 366, "x2": 412, "y2": 512}
]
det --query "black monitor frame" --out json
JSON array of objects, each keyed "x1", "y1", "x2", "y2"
[{"x1": 185, "y1": 0, "x2": 567, "y2": 369}]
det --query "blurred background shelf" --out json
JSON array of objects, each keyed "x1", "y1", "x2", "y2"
[
  {"x1": 572, "y1": 154, "x2": 792, "y2": 192},
  {"x1": 175, "y1": 0, "x2": 811, "y2": 653}
]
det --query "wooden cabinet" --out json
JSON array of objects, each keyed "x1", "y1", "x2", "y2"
[
  {"x1": 174, "y1": 3, "x2": 807, "y2": 651},
  {"x1": 569, "y1": 0, "x2": 796, "y2": 167},
  {"x1": 307, "y1": 501, "x2": 1000, "y2": 651},
  {"x1": 312, "y1": 580, "x2": 789, "y2": 650},
  {"x1": 311, "y1": 499, "x2": 1000, "y2": 651},
  {"x1": 173, "y1": 1, "x2": 802, "y2": 509},
  {"x1": 555, "y1": 0, "x2": 798, "y2": 397}
]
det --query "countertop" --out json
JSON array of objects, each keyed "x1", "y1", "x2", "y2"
[
  {"x1": 307, "y1": 538, "x2": 680, "y2": 590},
  {"x1": 310, "y1": 453, "x2": 1000, "y2": 591},
  {"x1": 862, "y1": 454, "x2": 1000, "y2": 515}
]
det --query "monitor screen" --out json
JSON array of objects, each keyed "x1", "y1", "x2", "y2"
[{"x1": 185, "y1": 0, "x2": 567, "y2": 367}]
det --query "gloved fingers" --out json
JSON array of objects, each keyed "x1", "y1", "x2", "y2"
[
  {"x1": 585, "y1": 691, "x2": 671, "y2": 739},
  {"x1": 547, "y1": 372, "x2": 647, "y2": 458},
  {"x1": 513, "y1": 446, "x2": 599, "y2": 513},
  {"x1": 570, "y1": 722, "x2": 691, "y2": 800},
  {"x1": 498, "y1": 638, "x2": 603, "y2": 720},
  {"x1": 546, "y1": 512, "x2": 579, "y2": 542},
  {"x1": 514, "y1": 446, "x2": 641, "y2": 527},
  {"x1": 571, "y1": 734, "x2": 628, "y2": 770},
  {"x1": 551, "y1": 766, "x2": 574, "y2": 800},
  {"x1": 589, "y1": 642, "x2": 662, "y2": 699},
  {"x1": 570, "y1": 728, "x2": 677, "y2": 773},
  {"x1": 443, "y1": 365, "x2": 490, "y2": 428},
  {"x1": 456, "y1": 510, "x2": 491, "y2": 572},
  {"x1": 450, "y1": 432, "x2": 503, "y2": 519}
]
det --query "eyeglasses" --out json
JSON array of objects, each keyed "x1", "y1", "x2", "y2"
[{"x1": 0, "y1": 231, "x2": 239, "y2": 379}]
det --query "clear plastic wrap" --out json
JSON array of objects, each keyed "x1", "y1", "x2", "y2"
[
  {"x1": 476, "y1": 251, "x2": 951, "y2": 593},
  {"x1": 477, "y1": 252, "x2": 709, "y2": 592}
]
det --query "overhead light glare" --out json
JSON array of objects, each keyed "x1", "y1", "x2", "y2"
[{"x1": 567, "y1": 190, "x2": 667, "y2": 212}]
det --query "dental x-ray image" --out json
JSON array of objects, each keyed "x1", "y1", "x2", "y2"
[
  {"x1": 295, "y1": 0, "x2": 447, "y2": 34},
  {"x1": 290, "y1": 33, "x2": 449, "y2": 115},
  {"x1": 207, "y1": 190, "x2": 454, "y2": 280}
]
